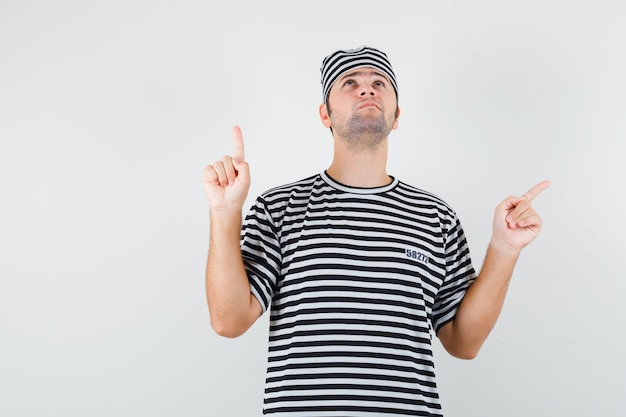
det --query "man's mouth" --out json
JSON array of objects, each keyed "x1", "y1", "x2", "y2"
[{"x1": 357, "y1": 101, "x2": 380, "y2": 110}]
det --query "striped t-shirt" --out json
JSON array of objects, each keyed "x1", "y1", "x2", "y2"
[{"x1": 241, "y1": 172, "x2": 476, "y2": 416}]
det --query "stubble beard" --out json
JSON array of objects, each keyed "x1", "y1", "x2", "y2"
[{"x1": 329, "y1": 105, "x2": 396, "y2": 151}]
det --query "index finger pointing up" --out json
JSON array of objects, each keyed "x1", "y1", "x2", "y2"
[
  {"x1": 522, "y1": 180, "x2": 552, "y2": 202},
  {"x1": 232, "y1": 125, "x2": 245, "y2": 162}
]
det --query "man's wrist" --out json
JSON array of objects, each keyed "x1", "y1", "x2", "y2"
[{"x1": 487, "y1": 239, "x2": 522, "y2": 259}]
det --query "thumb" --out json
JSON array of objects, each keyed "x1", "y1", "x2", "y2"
[
  {"x1": 500, "y1": 195, "x2": 524, "y2": 212},
  {"x1": 232, "y1": 153, "x2": 251, "y2": 188}
]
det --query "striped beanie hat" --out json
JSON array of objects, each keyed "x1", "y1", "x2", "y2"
[{"x1": 320, "y1": 45, "x2": 398, "y2": 104}]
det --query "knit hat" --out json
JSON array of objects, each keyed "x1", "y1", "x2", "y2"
[{"x1": 320, "y1": 45, "x2": 398, "y2": 104}]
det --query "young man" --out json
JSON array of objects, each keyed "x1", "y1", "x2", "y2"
[{"x1": 203, "y1": 46, "x2": 550, "y2": 416}]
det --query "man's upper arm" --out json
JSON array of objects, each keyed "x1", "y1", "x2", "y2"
[
  {"x1": 436, "y1": 319, "x2": 470, "y2": 359},
  {"x1": 248, "y1": 292, "x2": 264, "y2": 324}
]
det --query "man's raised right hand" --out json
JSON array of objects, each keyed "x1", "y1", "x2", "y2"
[{"x1": 203, "y1": 125, "x2": 250, "y2": 212}]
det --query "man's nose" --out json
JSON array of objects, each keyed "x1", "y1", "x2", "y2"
[{"x1": 359, "y1": 84, "x2": 375, "y2": 96}]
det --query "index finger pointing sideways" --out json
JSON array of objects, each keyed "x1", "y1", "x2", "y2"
[
  {"x1": 232, "y1": 125, "x2": 245, "y2": 163},
  {"x1": 521, "y1": 180, "x2": 552, "y2": 202}
]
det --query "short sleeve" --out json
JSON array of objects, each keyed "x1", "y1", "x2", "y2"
[
  {"x1": 240, "y1": 196, "x2": 282, "y2": 313},
  {"x1": 432, "y1": 215, "x2": 476, "y2": 334}
]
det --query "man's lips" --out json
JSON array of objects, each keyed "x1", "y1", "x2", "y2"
[{"x1": 357, "y1": 101, "x2": 381, "y2": 110}]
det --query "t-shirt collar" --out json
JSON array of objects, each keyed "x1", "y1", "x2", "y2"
[{"x1": 321, "y1": 170, "x2": 398, "y2": 194}]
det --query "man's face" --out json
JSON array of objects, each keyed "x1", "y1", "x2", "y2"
[{"x1": 324, "y1": 67, "x2": 399, "y2": 149}]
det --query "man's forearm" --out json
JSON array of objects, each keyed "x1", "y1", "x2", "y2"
[
  {"x1": 206, "y1": 211, "x2": 257, "y2": 337},
  {"x1": 440, "y1": 243, "x2": 520, "y2": 359}
]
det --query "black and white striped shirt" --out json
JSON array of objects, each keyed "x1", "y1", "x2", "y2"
[{"x1": 242, "y1": 172, "x2": 476, "y2": 416}]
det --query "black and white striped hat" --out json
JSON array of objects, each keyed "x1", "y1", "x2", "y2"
[{"x1": 320, "y1": 45, "x2": 398, "y2": 104}]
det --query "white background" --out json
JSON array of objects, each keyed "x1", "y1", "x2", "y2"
[{"x1": 1, "y1": 1, "x2": 625, "y2": 416}]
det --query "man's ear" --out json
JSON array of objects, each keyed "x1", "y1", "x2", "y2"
[
  {"x1": 319, "y1": 103, "x2": 332, "y2": 128},
  {"x1": 392, "y1": 106, "x2": 401, "y2": 130}
]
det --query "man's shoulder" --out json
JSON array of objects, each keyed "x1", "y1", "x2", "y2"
[
  {"x1": 395, "y1": 180, "x2": 448, "y2": 204},
  {"x1": 260, "y1": 173, "x2": 321, "y2": 200},
  {"x1": 394, "y1": 181, "x2": 457, "y2": 223}
]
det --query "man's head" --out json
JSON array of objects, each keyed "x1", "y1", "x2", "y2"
[
  {"x1": 320, "y1": 45, "x2": 398, "y2": 105},
  {"x1": 319, "y1": 46, "x2": 400, "y2": 148}
]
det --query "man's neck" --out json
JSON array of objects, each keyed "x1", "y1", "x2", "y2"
[{"x1": 326, "y1": 138, "x2": 391, "y2": 188}]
